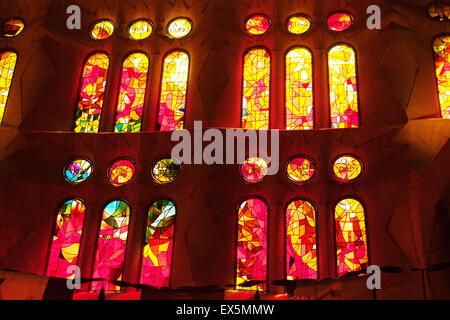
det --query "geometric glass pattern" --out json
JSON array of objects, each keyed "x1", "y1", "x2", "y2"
[
  {"x1": 334, "y1": 198, "x2": 368, "y2": 277},
  {"x1": 236, "y1": 198, "x2": 268, "y2": 291},
  {"x1": 428, "y1": 3, "x2": 450, "y2": 21},
  {"x1": 46, "y1": 199, "x2": 86, "y2": 279},
  {"x1": 328, "y1": 44, "x2": 359, "y2": 128},
  {"x1": 91, "y1": 200, "x2": 131, "y2": 291},
  {"x1": 90, "y1": 20, "x2": 115, "y2": 40},
  {"x1": 0, "y1": 51, "x2": 17, "y2": 125},
  {"x1": 242, "y1": 48, "x2": 270, "y2": 130},
  {"x1": 140, "y1": 199, "x2": 177, "y2": 288},
  {"x1": 327, "y1": 12, "x2": 353, "y2": 32},
  {"x1": 240, "y1": 157, "x2": 268, "y2": 183},
  {"x1": 128, "y1": 19, "x2": 153, "y2": 40},
  {"x1": 152, "y1": 158, "x2": 181, "y2": 184},
  {"x1": 64, "y1": 158, "x2": 93, "y2": 184},
  {"x1": 286, "y1": 157, "x2": 315, "y2": 183},
  {"x1": 114, "y1": 52, "x2": 150, "y2": 133},
  {"x1": 167, "y1": 18, "x2": 192, "y2": 39},
  {"x1": 286, "y1": 199, "x2": 318, "y2": 280},
  {"x1": 433, "y1": 35, "x2": 450, "y2": 119},
  {"x1": 245, "y1": 14, "x2": 271, "y2": 35},
  {"x1": 74, "y1": 52, "x2": 110, "y2": 133},
  {"x1": 157, "y1": 51, "x2": 190, "y2": 131},
  {"x1": 286, "y1": 47, "x2": 314, "y2": 130},
  {"x1": 108, "y1": 158, "x2": 136, "y2": 187},
  {"x1": 2, "y1": 18, "x2": 25, "y2": 37},
  {"x1": 333, "y1": 155, "x2": 363, "y2": 182},
  {"x1": 286, "y1": 15, "x2": 311, "y2": 35}
]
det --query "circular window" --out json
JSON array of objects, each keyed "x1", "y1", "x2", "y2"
[
  {"x1": 108, "y1": 158, "x2": 136, "y2": 186},
  {"x1": 2, "y1": 18, "x2": 24, "y2": 37},
  {"x1": 332, "y1": 155, "x2": 363, "y2": 182},
  {"x1": 428, "y1": 3, "x2": 450, "y2": 21},
  {"x1": 240, "y1": 157, "x2": 269, "y2": 183},
  {"x1": 327, "y1": 12, "x2": 354, "y2": 32},
  {"x1": 167, "y1": 17, "x2": 192, "y2": 39},
  {"x1": 287, "y1": 14, "x2": 311, "y2": 35},
  {"x1": 152, "y1": 158, "x2": 181, "y2": 184},
  {"x1": 90, "y1": 20, "x2": 115, "y2": 40},
  {"x1": 286, "y1": 156, "x2": 316, "y2": 183},
  {"x1": 128, "y1": 19, "x2": 153, "y2": 40},
  {"x1": 64, "y1": 158, "x2": 93, "y2": 184},
  {"x1": 245, "y1": 14, "x2": 271, "y2": 35}
]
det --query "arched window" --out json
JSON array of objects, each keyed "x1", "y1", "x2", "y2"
[
  {"x1": 334, "y1": 198, "x2": 368, "y2": 277},
  {"x1": 46, "y1": 199, "x2": 86, "y2": 278},
  {"x1": 236, "y1": 198, "x2": 268, "y2": 291},
  {"x1": 286, "y1": 47, "x2": 314, "y2": 130},
  {"x1": 140, "y1": 199, "x2": 177, "y2": 288},
  {"x1": 74, "y1": 52, "x2": 110, "y2": 133},
  {"x1": 433, "y1": 35, "x2": 450, "y2": 119},
  {"x1": 157, "y1": 50, "x2": 190, "y2": 131},
  {"x1": 0, "y1": 50, "x2": 18, "y2": 126},
  {"x1": 328, "y1": 44, "x2": 360, "y2": 128},
  {"x1": 242, "y1": 48, "x2": 271, "y2": 130},
  {"x1": 91, "y1": 200, "x2": 131, "y2": 291},
  {"x1": 286, "y1": 199, "x2": 318, "y2": 280},
  {"x1": 114, "y1": 52, "x2": 150, "y2": 133}
]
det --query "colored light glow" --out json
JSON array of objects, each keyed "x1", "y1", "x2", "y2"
[
  {"x1": 433, "y1": 35, "x2": 450, "y2": 119},
  {"x1": 91, "y1": 200, "x2": 131, "y2": 291},
  {"x1": 0, "y1": 51, "x2": 17, "y2": 126},
  {"x1": 114, "y1": 52, "x2": 149, "y2": 133},
  {"x1": 74, "y1": 52, "x2": 110, "y2": 133},
  {"x1": 333, "y1": 155, "x2": 362, "y2": 182},
  {"x1": 128, "y1": 19, "x2": 153, "y2": 40},
  {"x1": 46, "y1": 199, "x2": 86, "y2": 279},
  {"x1": 242, "y1": 48, "x2": 270, "y2": 130},
  {"x1": 64, "y1": 158, "x2": 93, "y2": 184},
  {"x1": 335, "y1": 198, "x2": 368, "y2": 277},
  {"x1": 287, "y1": 15, "x2": 311, "y2": 35},
  {"x1": 240, "y1": 157, "x2": 268, "y2": 182},
  {"x1": 157, "y1": 51, "x2": 190, "y2": 131},
  {"x1": 286, "y1": 47, "x2": 314, "y2": 130},
  {"x1": 327, "y1": 12, "x2": 353, "y2": 32},
  {"x1": 140, "y1": 199, "x2": 176, "y2": 288},
  {"x1": 167, "y1": 18, "x2": 192, "y2": 39},
  {"x1": 286, "y1": 157, "x2": 315, "y2": 183},
  {"x1": 90, "y1": 20, "x2": 115, "y2": 40},
  {"x1": 286, "y1": 199, "x2": 318, "y2": 280},
  {"x1": 152, "y1": 158, "x2": 181, "y2": 184},
  {"x1": 108, "y1": 159, "x2": 136, "y2": 186},
  {"x1": 2, "y1": 18, "x2": 24, "y2": 37},
  {"x1": 245, "y1": 14, "x2": 271, "y2": 35},
  {"x1": 328, "y1": 44, "x2": 359, "y2": 128},
  {"x1": 428, "y1": 3, "x2": 450, "y2": 21},
  {"x1": 236, "y1": 198, "x2": 268, "y2": 292}
]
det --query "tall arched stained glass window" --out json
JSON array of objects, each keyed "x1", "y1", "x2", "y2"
[
  {"x1": 74, "y1": 52, "x2": 110, "y2": 133},
  {"x1": 236, "y1": 198, "x2": 268, "y2": 291},
  {"x1": 286, "y1": 199, "x2": 318, "y2": 280},
  {"x1": 91, "y1": 200, "x2": 130, "y2": 291},
  {"x1": 157, "y1": 50, "x2": 190, "y2": 131},
  {"x1": 286, "y1": 47, "x2": 314, "y2": 130},
  {"x1": 46, "y1": 199, "x2": 86, "y2": 279},
  {"x1": 242, "y1": 48, "x2": 271, "y2": 130},
  {"x1": 114, "y1": 52, "x2": 150, "y2": 133},
  {"x1": 140, "y1": 199, "x2": 177, "y2": 288},
  {"x1": 334, "y1": 198, "x2": 369, "y2": 277},
  {"x1": 0, "y1": 50, "x2": 17, "y2": 126},
  {"x1": 433, "y1": 35, "x2": 450, "y2": 119},
  {"x1": 328, "y1": 44, "x2": 360, "y2": 128}
]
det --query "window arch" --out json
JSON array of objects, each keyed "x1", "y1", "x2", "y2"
[
  {"x1": 46, "y1": 199, "x2": 86, "y2": 278},
  {"x1": 236, "y1": 197, "x2": 269, "y2": 291},
  {"x1": 0, "y1": 50, "x2": 18, "y2": 126},
  {"x1": 157, "y1": 50, "x2": 190, "y2": 131},
  {"x1": 285, "y1": 47, "x2": 314, "y2": 130},
  {"x1": 242, "y1": 47, "x2": 271, "y2": 130},
  {"x1": 328, "y1": 44, "x2": 360, "y2": 128},
  {"x1": 74, "y1": 52, "x2": 110, "y2": 133},
  {"x1": 433, "y1": 34, "x2": 450, "y2": 119},
  {"x1": 334, "y1": 197, "x2": 369, "y2": 277},
  {"x1": 285, "y1": 199, "x2": 318, "y2": 280},
  {"x1": 91, "y1": 200, "x2": 131, "y2": 291},
  {"x1": 114, "y1": 52, "x2": 150, "y2": 133},
  {"x1": 139, "y1": 199, "x2": 177, "y2": 288}
]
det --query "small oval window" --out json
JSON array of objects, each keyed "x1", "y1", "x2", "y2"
[
  {"x1": 108, "y1": 158, "x2": 136, "y2": 186},
  {"x1": 128, "y1": 19, "x2": 153, "y2": 40},
  {"x1": 428, "y1": 3, "x2": 450, "y2": 21},
  {"x1": 152, "y1": 158, "x2": 181, "y2": 184},
  {"x1": 240, "y1": 157, "x2": 269, "y2": 183},
  {"x1": 64, "y1": 158, "x2": 93, "y2": 184},
  {"x1": 287, "y1": 15, "x2": 311, "y2": 35},
  {"x1": 327, "y1": 12, "x2": 353, "y2": 32},
  {"x1": 332, "y1": 155, "x2": 363, "y2": 182},
  {"x1": 90, "y1": 20, "x2": 115, "y2": 40},
  {"x1": 245, "y1": 14, "x2": 271, "y2": 35},
  {"x1": 286, "y1": 157, "x2": 316, "y2": 183},
  {"x1": 167, "y1": 17, "x2": 192, "y2": 39},
  {"x1": 2, "y1": 18, "x2": 24, "y2": 37}
]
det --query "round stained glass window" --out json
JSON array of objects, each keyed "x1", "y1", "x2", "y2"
[
  {"x1": 108, "y1": 158, "x2": 136, "y2": 186},
  {"x1": 287, "y1": 15, "x2": 311, "y2": 35},
  {"x1": 167, "y1": 17, "x2": 192, "y2": 39},
  {"x1": 286, "y1": 157, "x2": 316, "y2": 183},
  {"x1": 245, "y1": 14, "x2": 271, "y2": 35},
  {"x1": 90, "y1": 20, "x2": 115, "y2": 40},
  {"x1": 332, "y1": 155, "x2": 363, "y2": 182},
  {"x1": 64, "y1": 158, "x2": 93, "y2": 184},
  {"x1": 152, "y1": 158, "x2": 181, "y2": 184},
  {"x1": 128, "y1": 19, "x2": 153, "y2": 40},
  {"x1": 2, "y1": 18, "x2": 24, "y2": 37},
  {"x1": 428, "y1": 3, "x2": 450, "y2": 21},
  {"x1": 240, "y1": 157, "x2": 269, "y2": 182},
  {"x1": 327, "y1": 12, "x2": 354, "y2": 32}
]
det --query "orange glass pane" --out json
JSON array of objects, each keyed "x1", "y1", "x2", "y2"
[
  {"x1": 90, "y1": 20, "x2": 115, "y2": 40},
  {"x1": 108, "y1": 159, "x2": 136, "y2": 187},
  {"x1": 433, "y1": 35, "x2": 450, "y2": 119},
  {"x1": 333, "y1": 155, "x2": 363, "y2": 182},
  {"x1": 286, "y1": 157, "x2": 315, "y2": 183},
  {"x1": 2, "y1": 18, "x2": 24, "y2": 37}
]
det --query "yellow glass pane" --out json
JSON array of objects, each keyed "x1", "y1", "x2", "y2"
[
  {"x1": 128, "y1": 19, "x2": 153, "y2": 40},
  {"x1": 333, "y1": 155, "x2": 363, "y2": 182},
  {"x1": 433, "y1": 35, "x2": 450, "y2": 119},
  {"x1": 90, "y1": 20, "x2": 115, "y2": 40},
  {"x1": 2, "y1": 18, "x2": 25, "y2": 37},
  {"x1": 287, "y1": 15, "x2": 311, "y2": 35},
  {"x1": 167, "y1": 18, "x2": 192, "y2": 39},
  {"x1": 0, "y1": 51, "x2": 17, "y2": 125}
]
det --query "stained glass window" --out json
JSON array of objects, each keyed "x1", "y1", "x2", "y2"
[
  {"x1": 90, "y1": 20, "x2": 115, "y2": 40},
  {"x1": 433, "y1": 35, "x2": 450, "y2": 119},
  {"x1": 242, "y1": 48, "x2": 271, "y2": 130},
  {"x1": 286, "y1": 157, "x2": 316, "y2": 183},
  {"x1": 167, "y1": 18, "x2": 192, "y2": 39},
  {"x1": 64, "y1": 158, "x2": 93, "y2": 184},
  {"x1": 286, "y1": 47, "x2": 314, "y2": 130},
  {"x1": 335, "y1": 198, "x2": 368, "y2": 277},
  {"x1": 286, "y1": 199, "x2": 318, "y2": 280},
  {"x1": 46, "y1": 199, "x2": 86, "y2": 279},
  {"x1": 333, "y1": 155, "x2": 363, "y2": 182},
  {"x1": 2, "y1": 18, "x2": 24, "y2": 37},
  {"x1": 108, "y1": 158, "x2": 136, "y2": 187},
  {"x1": 152, "y1": 158, "x2": 181, "y2": 184},
  {"x1": 327, "y1": 12, "x2": 354, "y2": 32},
  {"x1": 236, "y1": 198, "x2": 268, "y2": 291},
  {"x1": 91, "y1": 200, "x2": 131, "y2": 291},
  {"x1": 245, "y1": 14, "x2": 271, "y2": 35},
  {"x1": 128, "y1": 19, "x2": 153, "y2": 40},
  {"x1": 114, "y1": 52, "x2": 149, "y2": 133},
  {"x1": 0, "y1": 51, "x2": 17, "y2": 126},
  {"x1": 286, "y1": 15, "x2": 311, "y2": 35},
  {"x1": 74, "y1": 52, "x2": 110, "y2": 133},
  {"x1": 328, "y1": 44, "x2": 360, "y2": 128},
  {"x1": 240, "y1": 157, "x2": 268, "y2": 183},
  {"x1": 140, "y1": 199, "x2": 177, "y2": 288},
  {"x1": 428, "y1": 3, "x2": 450, "y2": 21},
  {"x1": 157, "y1": 51, "x2": 190, "y2": 131}
]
